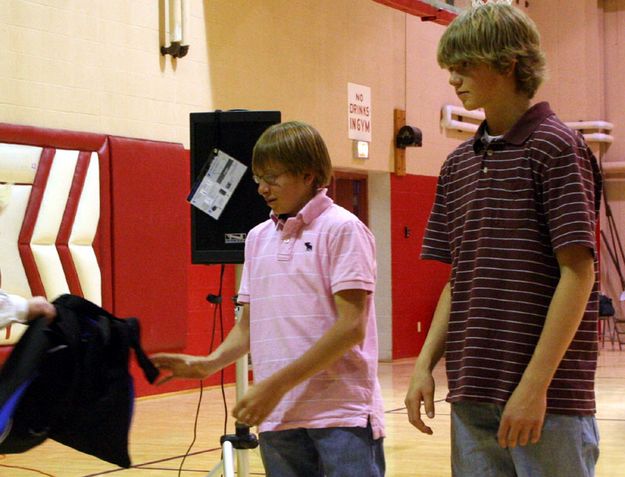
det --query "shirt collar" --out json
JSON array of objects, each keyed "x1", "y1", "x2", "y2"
[
  {"x1": 270, "y1": 188, "x2": 333, "y2": 237},
  {"x1": 472, "y1": 102, "x2": 555, "y2": 153}
]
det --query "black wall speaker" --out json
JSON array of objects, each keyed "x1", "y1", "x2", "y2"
[{"x1": 190, "y1": 110, "x2": 281, "y2": 264}]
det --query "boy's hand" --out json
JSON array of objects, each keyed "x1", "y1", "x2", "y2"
[
  {"x1": 232, "y1": 379, "x2": 285, "y2": 427},
  {"x1": 405, "y1": 369, "x2": 436, "y2": 435},
  {"x1": 26, "y1": 297, "x2": 56, "y2": 322},
  {"x1": 497, "y1": 382, "x2": 546, "y2": 448},
  {"x1": 150, "y1": 353, "x2": 212, "y2": 384}
]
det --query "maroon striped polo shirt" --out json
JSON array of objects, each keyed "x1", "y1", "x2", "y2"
[{"x1": 422, "y1": 102, "x2": 602, "y2": 415}]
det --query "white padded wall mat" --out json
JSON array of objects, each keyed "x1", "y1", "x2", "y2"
[
  {"x1": 0, "y1": 142, "x2": 104, "y2": 344},
  {"x1": 69, "y1": 152, "x2": 101, "y2": 305},
  {"x1": 0, "y1": 185, "x2": 32, "y2": 297},
  {"x1": 0, "y1": 142, "x2": 42, "y2": 344},
  {"x1": 30, "y1": 149, "x2": 79, "y2": 299},
  {"x1": 0, "y1": 143, "x2": 41, "y2": 184}
]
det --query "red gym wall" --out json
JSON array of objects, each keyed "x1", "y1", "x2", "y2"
[
  {"x1": 391, "y1": 173, "x2": 450, "y2": 359},
  {"x1": 127, "y1": 148, "x2": 238, "y2": 397},
  {"x1": 0, "y1": 123, "x2": 238, "y2": 397},
  {"x1": 0, "y1": 122, "x2": 454, "y2": 394},
  {"x1": 132, "y1": 262, "x2": 237, "y2": 397}
]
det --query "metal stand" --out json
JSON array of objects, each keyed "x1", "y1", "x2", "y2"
[
  {"x1": 206, "y1": 303, "x2": 258, "y2": 477},
  {"x1": 206, "y1": 421, "x2": 259, "y2": 477}
]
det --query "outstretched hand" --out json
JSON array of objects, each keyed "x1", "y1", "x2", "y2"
[
  {"x1": 26, "y1": 297, "x2": 56, "y2": 322},
  {"x1": 150, "y1": 353, "x2": 211, "y2": 385}
]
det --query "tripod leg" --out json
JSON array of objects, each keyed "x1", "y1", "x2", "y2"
[
  {"x1": 235, "y1": 353, "x2": 250, "y2": 476},
  {"x1": 205, "y1": 459, "x2": 224, "y2": 477},
  {"x1": 222, "y1": 441, "x2": 236, "y2": 477},
  {"x1": 207, "y1": 300, "x2": 253, "y2": 477},
  {"x1": 237, "y1": 450, "x2": 250, "y2": 477},
  {"x1": 234, "y1": 303, "x2": 251, "y2": 477},
  {"x1": 205, "y1": 441, "x2": 235, "y2": 477}
]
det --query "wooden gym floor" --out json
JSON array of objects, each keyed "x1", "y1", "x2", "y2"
[{"x1": 1, "y1": 348, "x2": 624, "y2": 476}]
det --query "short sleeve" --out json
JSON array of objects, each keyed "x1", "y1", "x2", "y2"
[
  {"x1": 540, "y1": 141, "x2": 601, "y2": 253},
  {"x1": 237, "y1": 231, "x2": 255, "y2": 304},
  {"x1": 421, "y1": 173, "x2": 452, "y2": 264},
  {"x1": 329, "y1": 219, "x2": 376, "y2": 294}
]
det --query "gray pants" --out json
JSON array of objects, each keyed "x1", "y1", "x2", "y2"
[{"x1": 451, "y1": 401, "x2": 599, "y2": 477}]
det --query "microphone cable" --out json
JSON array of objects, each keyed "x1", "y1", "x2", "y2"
[{"x1": 178, "y1": 264, "x2": 227, "y2": 476}]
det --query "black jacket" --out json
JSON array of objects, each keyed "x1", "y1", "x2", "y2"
[{"x1": 0, "y1": 294, "x2": 159, "y2": 468}]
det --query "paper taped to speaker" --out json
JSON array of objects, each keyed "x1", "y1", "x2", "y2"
[{"x1": 188, "y1": 149, "x2": 247, "y2": 220}]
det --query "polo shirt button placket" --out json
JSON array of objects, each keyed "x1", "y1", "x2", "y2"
[
  {"x1": 278, "y1": 237, "x2": 295, "y2": 261},
  {"x1": 483, "y1": 148, "x2": 493, "y2": 173}
]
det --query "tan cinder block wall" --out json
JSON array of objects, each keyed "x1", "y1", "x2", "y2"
[
  {"x1": 2, "y1": 0, "x2": 618, "y2": 182},
  {"x1": 1, "y1": 0, "x2": 206, "y2": 144},
  {"x1": 3, "y1": 0, "x2": 622, "y2": 352},
  {"x1": 201, "y1": 0, "x2": 453, "y2": 174},
  {"x1": 405, "y1": 16, "x2": 466, "y2": 177},
  {"x1": 594, "y1": 1, "x2": 625, "y2": 320},
  {"x1": 531, "y1": 0, "x2": 625, "y2": 320},
  {"x1": 531, "y1": 0, "x2": 604, "y2": 123},
  {"x1": 1, "y1": 0, "x2": 450, "y2": 361},
  {"x1": 0, "y1": 0, "x2": 455, "y2": 174}
]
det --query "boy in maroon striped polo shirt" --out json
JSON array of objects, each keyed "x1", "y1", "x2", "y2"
[{"x1": 405, "y1": 3, "x2": 602, "y2": 476}]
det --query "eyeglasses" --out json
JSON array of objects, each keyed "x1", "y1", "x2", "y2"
[{"x1": 252, "y1": 171, "x2": 288, "y2": 186}]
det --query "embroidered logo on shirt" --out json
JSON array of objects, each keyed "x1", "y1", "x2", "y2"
[{"x1": 305, "y1": 242, "x2": 313, "y2": 251}]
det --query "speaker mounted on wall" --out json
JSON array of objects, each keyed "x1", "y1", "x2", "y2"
[{"x1": 190, "y1": 110, "x2": 281, "y2": 264}]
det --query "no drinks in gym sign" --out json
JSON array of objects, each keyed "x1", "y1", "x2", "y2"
[{"x1": 348, "y1": 83, "x2": 371, "y2": 142}]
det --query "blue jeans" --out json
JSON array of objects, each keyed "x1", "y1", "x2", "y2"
[
  {"x1": 259, "y1": 423, "x2": 385, "y2": 477},
  {"x1": 451, "y1": 401, "x2": 600, "y2": 477}
]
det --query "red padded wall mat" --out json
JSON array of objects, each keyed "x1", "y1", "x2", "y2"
[
  {"x1": 391, "y1": 173, "x2": 451, "y2": 359},
  {"x1": 107, "y1": 136, "x2": 188, "y2": 353}
]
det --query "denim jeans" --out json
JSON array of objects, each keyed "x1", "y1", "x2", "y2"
[
  {"x1": 259, "y1": 423, "x2": 385, "y2": 477},
  {"x1": 451, "y1": 401, "x2": 600, "y2": 477}
]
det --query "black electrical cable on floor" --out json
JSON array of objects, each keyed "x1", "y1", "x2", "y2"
[
  {"x1": 177, "y1": 382, "x2": 204, "y2": 477},
  {"x1": 178, "y1": 264, "x2": 228, "y2": 476},
  {"x1": 0, "y1": 459, "x2": 56, "y2": 477}
]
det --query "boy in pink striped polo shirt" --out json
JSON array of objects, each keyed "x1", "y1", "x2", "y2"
[{"x1": 152, "y1": 121, "x2": 385, "y2": 476}]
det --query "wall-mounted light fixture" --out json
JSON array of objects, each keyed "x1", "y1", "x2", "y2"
[
  {"x1": 352, "y1": 140, "x2": 369, "y2": 159},
  {"x1": 161, "y1": 0, "x2": 190, "y2": 58}
]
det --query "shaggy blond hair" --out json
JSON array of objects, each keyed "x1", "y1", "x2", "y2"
[{"x1": 437, "y1": 3, "x2": 546, "y2": 99}]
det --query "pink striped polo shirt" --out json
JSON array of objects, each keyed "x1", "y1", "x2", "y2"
[{"x1": 238, "y1": 189, "x2": 385, "y2": 438}]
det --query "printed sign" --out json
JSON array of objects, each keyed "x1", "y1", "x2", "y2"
[
  {"x1": 188, "y1": 149, "x2": 247, "y2": 220},
  {"x1": 348, "y1": 83, "x2": 372, "y2": 142}
]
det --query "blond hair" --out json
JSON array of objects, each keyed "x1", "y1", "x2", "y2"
[
  {"x1": 252, "y1": 121, "x2": 332, "y2": 189},
  {"x1": 437, "y1": 3, "x2": 546, "y2": 99}
]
